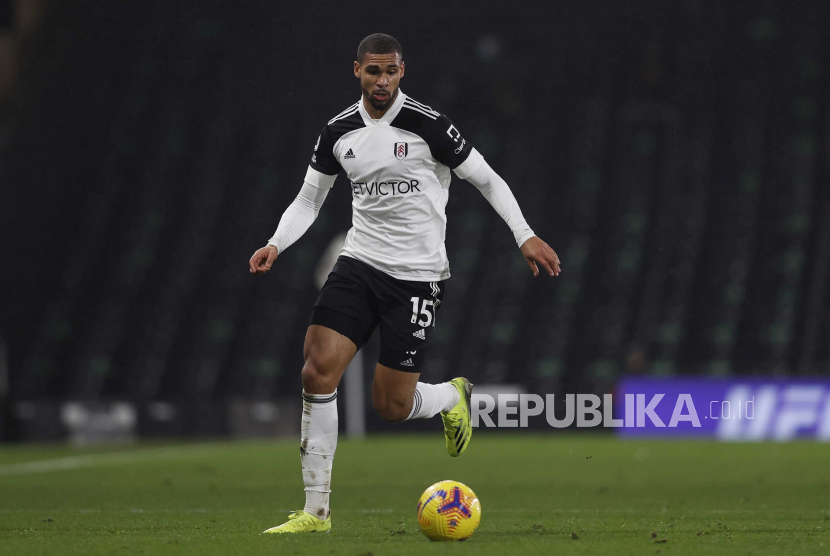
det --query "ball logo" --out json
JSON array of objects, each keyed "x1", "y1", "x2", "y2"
[{"x1": 394, "y1": 142, "x2": 408, "y2": 160}]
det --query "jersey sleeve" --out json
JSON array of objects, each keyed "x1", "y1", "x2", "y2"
[
  {"x1": 309, "y1": 125, "x2": 341, "y2": 176},
  {"x1": 426, "y1": 114, "x2": 479, "y2": 174}
]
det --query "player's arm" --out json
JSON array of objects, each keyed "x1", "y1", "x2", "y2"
[
  {"x1": 428, "y1": 113, "x2": 560, "y2": 277},
  {"x1": 249, "y1": 127, "x2": 340, "y2": 276},
  {"x1": 459, "y1": 155, "x2": 560, "y2": 277},
  {"x1": 248, "y1": 169, "x2": 335, "y2": 275}
]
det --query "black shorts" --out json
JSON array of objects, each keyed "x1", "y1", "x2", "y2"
[{"x1": 310, "y1": 256, "x2": 446, "y2": 373}]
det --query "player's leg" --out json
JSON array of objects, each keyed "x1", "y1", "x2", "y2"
[
  {"x1": 373, "y1": 277, "x2": 474, "y2": 456},
  {"x1": 371, "y1": 363, "x2": 419, "y2": 422},
  {"x1": 264, "y1": 325, "x2": 355, "y2": 534},
  {"x1": 372, "y1": 363, "x2": 458, "y2": 422},
  {"x1": 265, "y1": 258, "x2": 379, "y2": 534},
  {"x1": 298, "y1": 324, "x2": 355, "y2": 517},
  {"x1": 301, "y1": 323, "x2": 356, "y2": 394}
]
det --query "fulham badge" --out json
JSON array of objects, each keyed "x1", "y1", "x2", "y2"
[{"x1": 394, "y1": 142, "x2": 408, "y2": 160}]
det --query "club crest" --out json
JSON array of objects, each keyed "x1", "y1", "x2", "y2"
[{"x1": 394, "y1": 142, "x2": 408, "y2": 160}]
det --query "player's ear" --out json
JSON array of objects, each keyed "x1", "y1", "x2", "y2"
[
  {"x1": 399, "y1": 61, "x2": 405, "y2": 78},
  {"x1": 353, "y1": 61, "x2": 360, "y2": 78}
]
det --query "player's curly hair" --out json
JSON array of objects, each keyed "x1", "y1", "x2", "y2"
[{"x1": 357, "y1": 33, "x2": 402, "y2": 63}]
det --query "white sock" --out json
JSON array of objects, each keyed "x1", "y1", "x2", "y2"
[
  {"x1": 406, "y1": 382, "x2": 460, "y2": 420},
  {"x1": 300, "y1": 389, "x2": 338, "y2": 519}
]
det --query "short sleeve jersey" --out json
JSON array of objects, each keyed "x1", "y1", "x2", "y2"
[{"x1": 307, "y1": 90, "x2": 484, "y2": 281}]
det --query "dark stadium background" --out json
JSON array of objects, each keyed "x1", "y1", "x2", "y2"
[{"x1": 1, "y1": 0, "x2": 829, "y2": 440}]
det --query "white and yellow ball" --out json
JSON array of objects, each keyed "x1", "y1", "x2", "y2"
[{"x1": 416, "y1": 480, "x2": 481, "y2": 541}]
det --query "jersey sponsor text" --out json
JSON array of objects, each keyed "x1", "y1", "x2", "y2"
[{"x1": 351, "y1": 179, "x2": 421, "y2": 196}]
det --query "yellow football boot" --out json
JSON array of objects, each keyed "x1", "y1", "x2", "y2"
[
  {"x1": 441, "y1": 377, "x2": 473, "y2": 457},
  {"x1": 263, "y1": 510, "x2": 331, "y2": 534}
]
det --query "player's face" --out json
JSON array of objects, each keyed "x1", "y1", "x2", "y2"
[{"x1": 354, "y1": 53, "x2": 405, "y2": 112}]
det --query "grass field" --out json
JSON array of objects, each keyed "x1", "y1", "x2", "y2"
[{"x1": 0, "y1": 433, "x2": 828, "y2": 555}]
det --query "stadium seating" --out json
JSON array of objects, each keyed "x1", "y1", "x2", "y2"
[{"x1": 3, "y1": 2, "x2": 828, "y2": 427}]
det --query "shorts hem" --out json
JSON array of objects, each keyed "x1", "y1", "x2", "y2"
[
  {"x1": 310, "y1": 307, "x2": 365, "y2": 350},
  {"x1": 377, "y1": 356, "x2": 421, "y2": 373}
]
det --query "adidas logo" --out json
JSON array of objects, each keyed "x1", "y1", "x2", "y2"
[
  {"x1": 400, "y1": 358, "x2": 414, "y2": 367},
  {"x1": 344, "y1": 148, "x2": 356, "y2": 159},
  {"x1": 412, "y1": 329, "x2": 426, "y2": 340}
]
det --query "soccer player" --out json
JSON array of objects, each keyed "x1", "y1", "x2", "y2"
[{"x1": 249, "y1": 33, "x2": 561, "y2": 534}]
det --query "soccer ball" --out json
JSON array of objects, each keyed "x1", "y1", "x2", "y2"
[{"x1": 416, "y1": 480, "x2": 481, "y2": 541}]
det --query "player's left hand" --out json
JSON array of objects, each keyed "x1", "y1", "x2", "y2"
[{"x1": 520, "y1": 236, "x2": 561, "y2": 277}]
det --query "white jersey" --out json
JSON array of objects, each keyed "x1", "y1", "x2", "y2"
[{"x1": 306, "y1": 90, "x2": 484, "y2": 281}]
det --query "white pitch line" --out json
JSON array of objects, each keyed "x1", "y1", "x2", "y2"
[{"x1": 0, "y1": 445, "x2": 220, "y2": 477}]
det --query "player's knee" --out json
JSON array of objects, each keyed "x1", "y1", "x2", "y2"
[
  {"x1": 301, "y1": 354, "x2": 337, "y2": 393},
  {"x1": 300, "y1": 363, "x2": 319, "y2": 391},
  {"x1": 373, "y1": 397, "x2": 409, "y2": 423}
]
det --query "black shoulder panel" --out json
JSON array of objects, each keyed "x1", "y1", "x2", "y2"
[
  {"x1": 391, "y1": 97, "x2": 474, "y2": 169},
  {"x1": 328, "y1": 109, "x2": 365, "y2": 144},
  {"x1": 309, "y1": 104, "x2": 366, "y2": 175}
]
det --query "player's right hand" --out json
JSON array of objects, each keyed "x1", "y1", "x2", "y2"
[{"x1": 249, "y1": 245, "x2": 279, "y2": 275}]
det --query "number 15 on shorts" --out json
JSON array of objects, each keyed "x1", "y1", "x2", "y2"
[{"x1": 410, "y1": 297, "x2": 435, "y2": 327}]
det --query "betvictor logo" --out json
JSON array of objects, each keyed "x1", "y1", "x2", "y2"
[{"x1": 351, "y1": 179, "x2": 421, "y2": 196}]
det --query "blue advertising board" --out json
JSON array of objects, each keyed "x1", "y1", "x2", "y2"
[{"x1": 614, "y1": 378, "x2": 830, "y2": 441}]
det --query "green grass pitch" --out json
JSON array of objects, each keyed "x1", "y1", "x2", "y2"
[{"x1": 1, "y1": 433, "x2": 828, "y2": 554}]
